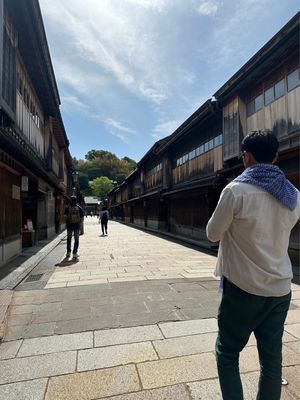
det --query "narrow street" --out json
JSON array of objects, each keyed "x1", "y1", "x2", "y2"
[{"x1": 0, "y1": 219, "x2": 299, "y2": 399}]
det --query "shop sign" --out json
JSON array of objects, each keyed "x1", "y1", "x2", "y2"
[
  {"x1": 12, "y1": 185, "x2": 20, "y2": 200},
  {"x1": 21, "y1": 176, "x2": 28, "y2": 191}
]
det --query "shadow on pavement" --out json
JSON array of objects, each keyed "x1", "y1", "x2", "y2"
[{"x1": 55, "y1": 257, "x2": 79, "y2": 267}]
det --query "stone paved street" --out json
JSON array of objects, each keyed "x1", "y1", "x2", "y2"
[{"x1": 0, "y1": 219, "x2": 300, "y2": 399}]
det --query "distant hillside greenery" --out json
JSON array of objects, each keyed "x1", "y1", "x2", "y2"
[{"x1": 73, "y1": 150, "x2": 137, "y2": 199}]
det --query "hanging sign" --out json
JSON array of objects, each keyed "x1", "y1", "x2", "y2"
[
  {"x1": 12, "y1": 185, "x2": 20, "y2": 200},
  {"x1": 21, "y1": 176, "x2": 28, "y2": 191}
]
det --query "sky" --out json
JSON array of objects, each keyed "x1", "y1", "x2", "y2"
[{"x1": 39, "y1": 0, "x2": 299, "y2": 163}]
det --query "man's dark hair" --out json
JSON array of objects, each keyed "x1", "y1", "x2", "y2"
[{"x1": 241, "y1": 130, "x2": 279, "y2": 162}]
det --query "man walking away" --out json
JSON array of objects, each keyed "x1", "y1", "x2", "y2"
[
  {"x1": 100, "y1": 207, "x2": 109, "y2": 236},
  {"x1": 206, "y1": 131, "x2": 300, "y2": 400},
  {"x1": 64, "y1": 195, "x2": 84, "y2": 260}
]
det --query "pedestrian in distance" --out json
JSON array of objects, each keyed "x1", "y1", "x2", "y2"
[
  {"x1": 64, "y1": 195, "x2": 84, "y2": 260},
  {"x1": 99, "y1": 206, "x2": 109, "y2": 236},
  {"x1": 206, "y1": 130, "x2": 300, "y2": 400}
]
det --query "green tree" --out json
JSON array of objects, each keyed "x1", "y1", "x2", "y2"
[
  {"x1": 74, "y1": 149, "x2": 137, "y2": 186},
  {"x1": 85, "y1": 149, "x2": 118, "y2": 161},
  {"x1": 78, "y1": 173, "x2": 92, "y2": 195},
  {"x1": 122, "y1": 156, "x2": 137, "y2": 170},
  {"x1": 90, "y1": 176, "x2": 113, "y2": 200}
]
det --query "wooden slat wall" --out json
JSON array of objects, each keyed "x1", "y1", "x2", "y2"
[
  {"x1": 172, "y1": 146, "x2": 222, "y2": 185},
  {"x1": 223, "y1": 97, "x2": 240, "y2": 160},
  {"x1": 144, "y1": 170, "x2": 162, "y2": 190}
]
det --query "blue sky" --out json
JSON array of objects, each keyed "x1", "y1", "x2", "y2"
[{"x1": 39, "y1": 0, "x2": 299, "y2": 162}]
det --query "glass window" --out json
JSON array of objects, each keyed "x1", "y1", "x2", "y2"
[
  {"x1": 265, "y1": 86, "x2": 274, "y2": 105},
  {"x1": 189, "y1": 150, "x2": 195, "y2": 160},
  {"x1": 287, "y1": 69, "x2": 300, "y2": 92},
  {"x1": 275, "y1": 79, "x2": 285, "y2": 99},
  {"x1": 208, "y1": 139, "x2": 214, "y2": 150},
  {"x1": 254, "y1": 94, "x2": 263, "y2": 111},
  {"x1": 214, "y1": 135, "x2": 222, "y2": 147},
  {"x1": 204, "y1": 142, "x2": 209, "y2": 152},
  {"x1": 200, "y1": 144, "x2": 204, "y2": 154},
  {"x1": 246, "y1": 100, "x2": 255, "y2": 117}
]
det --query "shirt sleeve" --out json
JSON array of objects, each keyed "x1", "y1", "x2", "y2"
[
  {"x1": 79, "y1": 207, "x2": 84, "y2": 218},
  {"x1": 64, "y1": 206, "x2": 68, "y2": 216},
  {"x1": 206, "y1": 186, "x2": 235, "y2": 242}
]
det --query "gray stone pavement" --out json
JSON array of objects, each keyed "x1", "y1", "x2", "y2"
[{"x1": 0, "y1": 218, "x2": 299, "y2": 399}]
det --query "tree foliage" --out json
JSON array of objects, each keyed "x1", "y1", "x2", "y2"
[
  {"x1": 90, "y1": 176, "x2": 113, "y2": 200},
  {"x1": 74, "y1": 149, "x2": 137, "y2": 196}
]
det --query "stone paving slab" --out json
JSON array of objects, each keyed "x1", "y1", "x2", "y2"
[
  {"x1": 282, "y1": 365, "x2": 300, "y2": 399},
  {"x1": 17, "y1": 331, "x2": 93, "y2": 357},
  {"x1": 94, "y1": 325, "x2": 163, "y2": 347},
  {"x1": 54, "y1": 316, "x2": 120, "y2": 335},
  {"x1": 4, "y1": 321, "x2": 56, "y2": 341},
  {"x1": 0, "y1": 340, "x2": 22, "y2": 360},
  {"x1": 284, "y1": 340, "x2": 300, "y2": 355},
  {"x1": 0, "y1": 378, "x2": 48, "y2": 400},
  {"x1": 0, "y1": 350, "x2": 77, "y2": 384},
  {"x1": 45, "y1": 365, "x2": 140, "y2": 400},
  {"x1": 103, "y1": 384, "x2": 191, "y2": 400},
  {"x1": 159, "y1": 318, "x2": 218, "y2": 338},
  {"x1": 153, "y1": 332, "x2": 218, "y2": 359},
  {"x1": 284, "y1": 323, "x2": 300, "y2": 339},
  {"x1": 137, "y1": 352, "x2": 217, "y2": 389},
  {"x1": 78, "y1": 342, "x2": 158, "y2": 371}
]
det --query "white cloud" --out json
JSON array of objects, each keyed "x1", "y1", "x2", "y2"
[
  {"x1": 105, "y1": 118, "x2": 137, "y2": 135},
  {"x1": 196, "y1": 0, "x2": 221, "y2": 16},
  {"x1": 40, "y1": 0, "x2": 172, "y2": 105},
  {"x1": 61, "y1": 94, "x2": 90, "y2": 112},
  {"x1": 126, "y1": 0, "x2": 169, "y2": 12},
  {"x1": 103, "y1": 118, "x2": 137, "y2": 143},
  {"x1": 151, "y1": 119, "x2": 182, "y2": 140}
]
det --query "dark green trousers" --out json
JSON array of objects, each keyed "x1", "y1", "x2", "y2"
[{"x1": 216, "y1": 279, "x2": 291, "y2": 400}]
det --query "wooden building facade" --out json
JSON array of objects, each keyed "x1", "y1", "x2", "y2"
[
  {"x1": 108, "y1": 12, "x2": 299, "y2": 261},
  {"x1": 0, "y1": 0, "x2": 75, "y2": 266}
]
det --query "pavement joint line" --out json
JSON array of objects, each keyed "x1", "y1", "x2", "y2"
[
  {"x1": 184, "y1": 381, "x2": 194, "y2": 400},
  {"x1": 43, "y1": 378, "x2": 50, "y2": 400},
  {"x1": 134, "y1": 363, "x2": 144, "y2": 391}
]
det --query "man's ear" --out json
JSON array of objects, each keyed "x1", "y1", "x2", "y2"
[{"x1": 272, "y1": 153, "x2": 278, "y2": 164}]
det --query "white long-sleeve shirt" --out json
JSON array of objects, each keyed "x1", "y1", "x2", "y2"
[{"x1": 206, "y1": 181, "x2": 300, "y2": 297}]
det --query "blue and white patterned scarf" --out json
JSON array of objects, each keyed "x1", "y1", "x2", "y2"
[{"x1": 234, "y1": 164, "x2": 298, "y2": 211}]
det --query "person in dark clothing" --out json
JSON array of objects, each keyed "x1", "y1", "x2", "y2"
[
  {"x1": 99, "y1": 207, "x2": 109, "y2": 236},
  {"x1": 64, "y1": 195, "x2": 84, "y2": 259}
]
